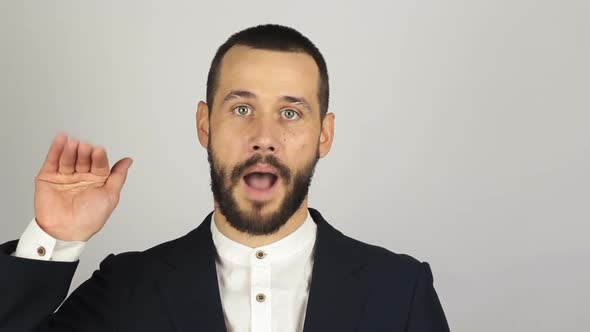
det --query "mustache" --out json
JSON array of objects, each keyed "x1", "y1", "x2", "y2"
[{"x1": 230, "y1": 154, "x2": 292, "y2": 185}]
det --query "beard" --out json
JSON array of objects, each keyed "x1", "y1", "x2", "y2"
[{"x1": 207, "y1": 145, "x2": 319, "y2": 236}]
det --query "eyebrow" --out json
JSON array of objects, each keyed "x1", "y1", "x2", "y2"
[
  {"x1": 221, "y1": 90, "x2": 313, "y2": 113},
  {"x1": 222, "y1": 90, "x2": 257, "y2": 104},
  {"x1": 280, "y1": 95, "x2": 312, "y2": 113}
]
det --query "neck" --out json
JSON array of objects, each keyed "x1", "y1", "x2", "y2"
[{"x1": 213, "y1": 198, "x2": 309, "y2": 248}]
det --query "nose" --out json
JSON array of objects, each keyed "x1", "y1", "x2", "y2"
[{"x1": 250, "y1": 117, "x2": 278, "y2": 154}]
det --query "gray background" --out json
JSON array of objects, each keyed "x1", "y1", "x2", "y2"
[{"x1": 1, "y1": 0, "x2": 589, "y2": 331}]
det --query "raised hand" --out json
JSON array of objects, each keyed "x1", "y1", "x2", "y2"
[{"x1": 33, "y1": 133, "x2": 133, "y2": 241}]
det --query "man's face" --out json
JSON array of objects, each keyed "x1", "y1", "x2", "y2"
[{"x1": 197, "y1": 45, "x2": 333, "y2": 235}]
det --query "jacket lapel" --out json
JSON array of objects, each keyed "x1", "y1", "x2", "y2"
[
  {"x1": 155, "y1": 212, "x2": 227, "y2": 332},
  {"x1": 303, "y1": 208, "x2": 370, "y2": 332}
]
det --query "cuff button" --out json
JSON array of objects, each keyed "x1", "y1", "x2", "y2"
[{"x1": 37, "y1": 246, "x2": 46, "y2": 257}]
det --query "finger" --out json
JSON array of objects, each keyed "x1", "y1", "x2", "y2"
[
  {"x1": 105, "y1": 158, "x2": 133, "y2": 200},
  {"x1": 75, "y1": 142, "x2": 93, "y2": 173},
  {"x1": 40, "y1": 132, "x2": 68, "y2": 174},
  {"x1": 58, "y1": 138, "x2": 79, "y2": 175},
  {"x1": 90, "y1": 146, "x2": 110, "y2": 176}
]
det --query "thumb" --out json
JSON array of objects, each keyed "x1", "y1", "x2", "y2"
[{"x1": 105, "y1": 157, "x2": 133, "y2": 196}]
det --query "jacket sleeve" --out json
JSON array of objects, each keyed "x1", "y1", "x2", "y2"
[
  {"x1": 404, "y1": 262, "x2": 451, "y2": 332},
  {"x1": 0, "y1": 239, "x2": 126, "y2": 332}
]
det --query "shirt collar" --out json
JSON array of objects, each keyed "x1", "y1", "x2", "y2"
[{"x1": 210, "y1": 210, "x2": 317, "y2": 266}]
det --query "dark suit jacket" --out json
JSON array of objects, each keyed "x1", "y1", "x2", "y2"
[{"x1": 0, "y1": 208, "x2": 450, "y2": 332}]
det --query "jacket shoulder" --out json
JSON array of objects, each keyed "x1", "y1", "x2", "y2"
[
  {"x1": 93, "y1": 227, "x2": 199, "y2": 278},
  {"x1": 336, "y1": 232, "x2": 432, "y2": 315},
  {"x1": 339, "y1": 231, "x2": 426, "y2": 280},
  {"x1": 310, "y1": 207, "x2": 425, "y2": 277}
]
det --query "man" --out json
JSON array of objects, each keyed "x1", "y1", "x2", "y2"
[{"x1": 0, "y1": 24, "x2": 450, "y2": 332}]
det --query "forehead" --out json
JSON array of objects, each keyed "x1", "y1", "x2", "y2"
[{"x1": 215, "y1": 45, "x2": 320, "y2": 107}]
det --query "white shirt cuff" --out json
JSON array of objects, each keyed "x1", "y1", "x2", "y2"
[{"x1": 11, "y1": 218, "x2": 86, "y2": 262}]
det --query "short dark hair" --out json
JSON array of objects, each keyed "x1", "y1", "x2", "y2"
[{"x1": 206, "y1": 24, "x2": 329, "y2": 118}]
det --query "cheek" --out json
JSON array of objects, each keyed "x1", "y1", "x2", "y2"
[
  {"x1": 296, "y1": 132, "x2": 318, "y2": 153},
  {"x1": 212, "y1": 128, "x2": 248, "y2": 159},
  {"x1": 285, "y1": 137, "x2": 316, "y2": 167}
]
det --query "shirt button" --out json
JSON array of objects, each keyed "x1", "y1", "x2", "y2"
[
  {"x1": 37, "y1": 246, "x2": 46, "y2": 257},
  {"x1": 256, "y1": 293, "x2": 266, "y2": 303},
  {"x1": 255, "y1": 250, "x2": 266, "y2": 259}
]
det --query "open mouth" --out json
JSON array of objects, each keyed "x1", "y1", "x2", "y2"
[
  {"x1": 239, "y1": 162, "x2": 284, "y2": 202},
  {"x1": 243, "y1": 172, "x2": 279, "y2": 191},
  {"x1": 241, "y1": 167, "x2": 282, "y2": 202}
]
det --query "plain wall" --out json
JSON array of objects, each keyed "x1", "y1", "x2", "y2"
[{"x1": 1, "y1": 1, "x2": 589, "y2": 331}]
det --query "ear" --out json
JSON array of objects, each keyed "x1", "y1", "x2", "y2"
[
  {"x1": 318, "y1": 112, "x2": 335, "y2": 158},
  {"x1": 196, "y1": 101, "x2": 210, "y2": 149}
]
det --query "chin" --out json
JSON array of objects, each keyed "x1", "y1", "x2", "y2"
[{"x1": 239, "y1": 195, "x2": 283, "y2": 214}]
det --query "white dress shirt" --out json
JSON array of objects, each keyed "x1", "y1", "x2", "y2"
[
  {"x1": 211, "y1": 211, "x2": 317, "y2": 332},
  {"x1": 12, "y1": 212, "x2": 318, "y2": 332}
]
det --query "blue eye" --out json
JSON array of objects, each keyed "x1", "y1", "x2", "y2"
[
  {"x1": 281, "y1": 109, "x2": 300, "y2": 120},
  {"x1": 233, "y1": 105, "x2": 251, "y2": 116}
]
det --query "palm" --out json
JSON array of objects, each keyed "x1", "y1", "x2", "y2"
[
  {"x1": 34, "y1": 133, "x2": 133, "y2": 241},
  {"x1": 35, "y1": 172, "x2": 112, "y2": 241}
]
